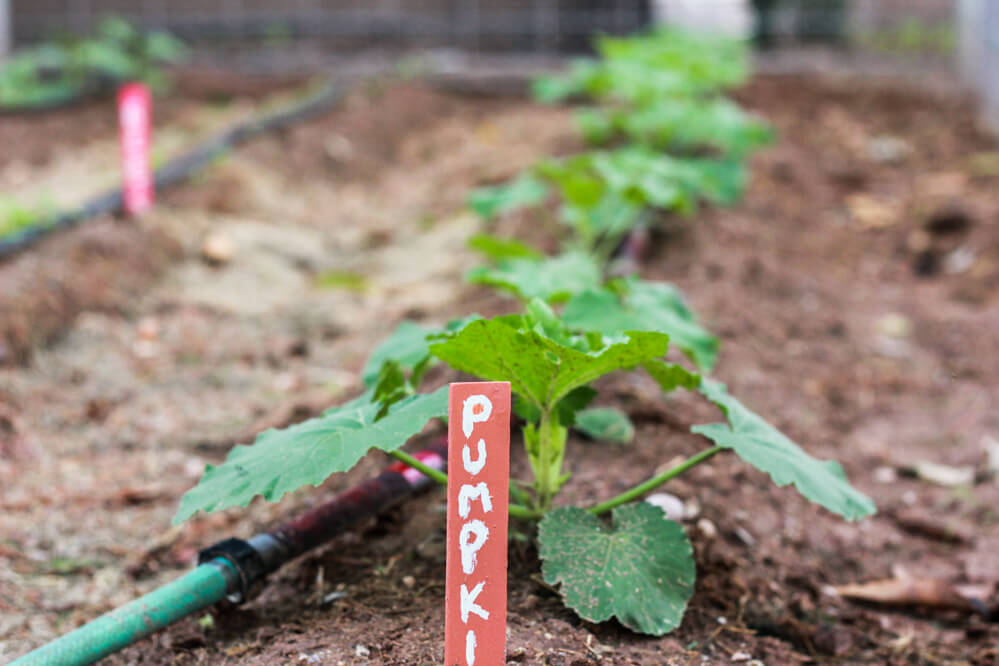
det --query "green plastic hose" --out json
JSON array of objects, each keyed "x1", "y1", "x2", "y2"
[{"x1": 10, "y1": 559, "x2": 239, "y2": 666}]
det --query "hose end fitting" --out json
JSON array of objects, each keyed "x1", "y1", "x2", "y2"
[{"x1": 198, "y1": 537, "x2": 269, "y2": 603}]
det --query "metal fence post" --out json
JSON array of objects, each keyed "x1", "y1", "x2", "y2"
[{"x1": 0, "y1": 0, "x2": 10, "y2": 57}]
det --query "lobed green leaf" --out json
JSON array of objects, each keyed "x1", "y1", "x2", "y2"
[
  {"x1": 574, "y1": 407, "x2": 635, "y2": 444},
  {"x1": 467, "y1": 251, "x2": 601, "y2": 303},
  {"x1": 563, "y1": 280, "x2": 719, "y2": 371},
  {"x1": 174, "y1": 386, "x2": 448, "y2": 523},
  {"x1": 693, "y1": 379, "x2": 876, "y2": 521},
  {"x1": 539, "y1": 504, "x2": 695, "y2": 635},
  {"x1": 361, "y1": 321, "x2": 435, "y2": 387},
  {"x1": 429, "y1": 317, "x2": 671, "y2": 410},
  {"x1": 467, "y1": 173, "x2": 548, "y2": 220},
  {"x1": 467, "y1": 233, "x2": 542, "y2": 262}
]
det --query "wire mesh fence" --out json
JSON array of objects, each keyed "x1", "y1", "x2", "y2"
[
  {"x1": 9, "y1": 0, "x2": 956, "y2": 55},
  {"x1": 10, "y1": 1, "x2": 650, "y2": 53}
]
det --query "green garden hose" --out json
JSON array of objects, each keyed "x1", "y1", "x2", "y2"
[
  {"x1": 9, "y1": 443, "x2": 448, "y2": 665},
  {"x1": 9, "y1": 559, "x2": 238, "y2": 666}
]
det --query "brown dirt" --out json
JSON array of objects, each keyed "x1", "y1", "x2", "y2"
[
  {"x1": 2, "y1": 73, "x2": 999, "y2": 666},
  {"x1": 0, "y1": 218, "x2": 180, "y2": 364}
]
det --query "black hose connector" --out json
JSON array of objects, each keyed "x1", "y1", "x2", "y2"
[{"x1": 197, "y1": 537, "x2": 268, "y2": 603}]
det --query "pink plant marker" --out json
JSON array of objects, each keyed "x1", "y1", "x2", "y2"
[{"x1": 118, "y1": 83, "x2": 154, "y2": 216}]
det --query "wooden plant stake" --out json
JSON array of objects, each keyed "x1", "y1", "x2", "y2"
[
  {"x1": 117, "y1": 83, "x2": 153, "y2": 216},
  {"x1": 445, "y1": 382, "x2": 511, "y2": 666}
]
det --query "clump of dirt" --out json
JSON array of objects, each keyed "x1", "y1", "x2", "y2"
[{"x1": 0, "y1": 218, "x2": 179, "y2": 364}]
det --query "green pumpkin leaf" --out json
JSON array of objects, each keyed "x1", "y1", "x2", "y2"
[
  {"x1": 554, "y1": 386, "x2": 598, "y2": 427},
  {"x1": 468, "y1": 233, "x2": 542, "y2": 262},
  {"x1": 467, "y1": 251, "x2": 601, "y2": 303},
  {"x1": 563, "y1": 281, "x2": 718, "y2": 371},
  {"x1": 575, "y1": 407, "x2": 635, "y2": 444},
  {"x1": 174, "y1": 386, "x2": 448, "y2": 523},
  {"x1": 467, "y1": 173, "x2": 548, "y2": 220},
  {"x1": 693, "y1": 379, "x2": 876, "y2": 521},
  {"x1": 429, "y1": 317, "x2": 670, "y2": 410},
  {"x1": 361, "y1": 321, "x2": 434, "y2": 387},
  {"x1": 539, "y1": 504, "x2": 695, "y2": 635},
  {"x1": 643, "y1": 360, "x2": 701, "y2": 392},
  {"x1": 361, "y1": 317, "x2": 480, "y2": 387}
]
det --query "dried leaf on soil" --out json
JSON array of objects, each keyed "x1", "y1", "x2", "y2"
[{"x1": 832, "y1": 574, "x2": 991, "y2": 614}]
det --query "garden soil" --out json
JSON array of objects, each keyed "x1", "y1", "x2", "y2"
[{"x1": 2, "y1": 71, "x2": 998, "y2": 665}]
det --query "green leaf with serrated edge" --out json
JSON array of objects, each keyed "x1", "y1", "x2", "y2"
[
  {"x1": 361, "y1": 317, "x2": 480, "y2": 387},
  {"x1": 372, "y1": 361, "x2": 409, "y2": 419},
  {"x1": 539, "y1": 504, "x2": 695, "y2": 635},
  {"x1": 693, "y1": 379, "x2": 876, "y2": 521},
  {"x1": 468, "y1": 233, "x2": 542, "y2": 262},
  {"x1": 429, "y1": 318, "x2": 670, "y2": 410},
  {"x1": 361, "y1": 321, "x2": 433, "y2": 387},
  {"x1": 467, "y1": 173, "x2": 548, "y2": 220},
  {"x1": 513, "y1": 393, "x2": 541, "y2": 423},
  {"x1": 531, "y1": 59, "x2": 597, "y2": 103},
  {"x1": 513, "y1": 387, "x2": 596, "y2": 428},
  {"x1": 579, "y1": 99, "x2": 772, "y2": 159},
  {"x1": 467, "y1": 251, "x2": 601, "y2": 304},
  {"x1": 563, "y1": 283, "x2": 718, "y2": 371},
  {"x1": 554, "y1": 386, "x2": 598, "y2": 428},
  {"x1": 575, "y1": 407, "x2": 635, "y2": 444},
  {"x1": 372, "y1": 360, "x2": 406, "y2": 401},
  {"x1": 643, "y1": 360, "x2": 701, "y2": 392},
  {"x1": 173, "y1": 386, "x2": 448, "y2": 523}
]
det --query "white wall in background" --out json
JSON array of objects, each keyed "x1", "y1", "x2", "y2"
[
  {"x1": 0, "y1": 0, "x2": 11, "y2": 58},
  {"x1": 959, "y1": 0, "x2": 999, "y2": 130},
  {"x1": 959, "y1": 0, "x2": 985, "y2": 84},
  {"x1": 650, "y1": 0, "x2": 753, "y2": 39}
]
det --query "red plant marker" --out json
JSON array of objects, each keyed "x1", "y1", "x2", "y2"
[
  {"x1": 445, "y1": 382, "x2": 511, "y2": 666},
  {"x1": 117, "y1": 83, "x2": 154, "y2": 216}
]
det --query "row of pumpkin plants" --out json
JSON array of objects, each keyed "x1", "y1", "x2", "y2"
[{"x1": 175, "y1": 29, "x2": 875, "y2": 635}]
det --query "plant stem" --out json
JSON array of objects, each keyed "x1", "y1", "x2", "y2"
[
  {"x1": 588, "y1": 445, "x2": 724, "y2": 516},
  {"x1": 533, "y1": 411, "x2": 566, "y2": 513},
  {"x1": 508, "y1": 503, "x2": 541, "y2": 520},
  {"x1": 387, "y1": 450, "x2": 448, "y2": 486},
  {"x1": 509, "y1": 480, "x2": 532, "y2": 507}
]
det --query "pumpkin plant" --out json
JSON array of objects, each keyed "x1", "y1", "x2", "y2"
[
  {"x1": 175, "y1": 296, "x2": 874, "y2": 635},
  {"x1": 175, "y1": 29, "x2": 874, "y2": 637}
]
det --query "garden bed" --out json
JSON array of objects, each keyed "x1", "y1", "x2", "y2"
[{"x1": 1, "y1": 70, "x2": 998, "y2": 665}]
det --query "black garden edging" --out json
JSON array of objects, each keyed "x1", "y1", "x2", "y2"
[{"x1": 0, "y1": 80, "x2": 348, "y2": 260}]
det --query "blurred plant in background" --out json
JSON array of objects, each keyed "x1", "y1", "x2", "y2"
[
  {"x1": 474, "y1": 28, "x2": 772, "y2": 262},
  {"x1": 0, "y1": 195, "x2": 56, "y2": 239},
  {"x1": 0, "y1": 16, "x2": 186, "y2": 110}
]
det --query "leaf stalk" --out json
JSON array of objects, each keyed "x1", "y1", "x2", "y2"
[
  {"x1": 587, "y1": 445, "x2": 724, "y2": 516},
  {"x1": 387, "y1": 449, "x2": 448, "y2": 486}
]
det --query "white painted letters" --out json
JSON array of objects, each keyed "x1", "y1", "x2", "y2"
[
  {"x1": 462, "y1": 395, "x2": 492, "y2": 438},
  {"x1": 460, "y1": 582, "x2": 489, "y2": 622},
  {"x1": 465, "y1": 630, "x2": 477, "y2": 665},
  {"x1": 459, "y1": 519, "x2": 488, "y2": 574},
  {"x1": 462, "y1": 438, "x2": 487, "y2": 475},
  {"x1": 458, "y1": 482, "x2": 492, "y2": 518}
]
